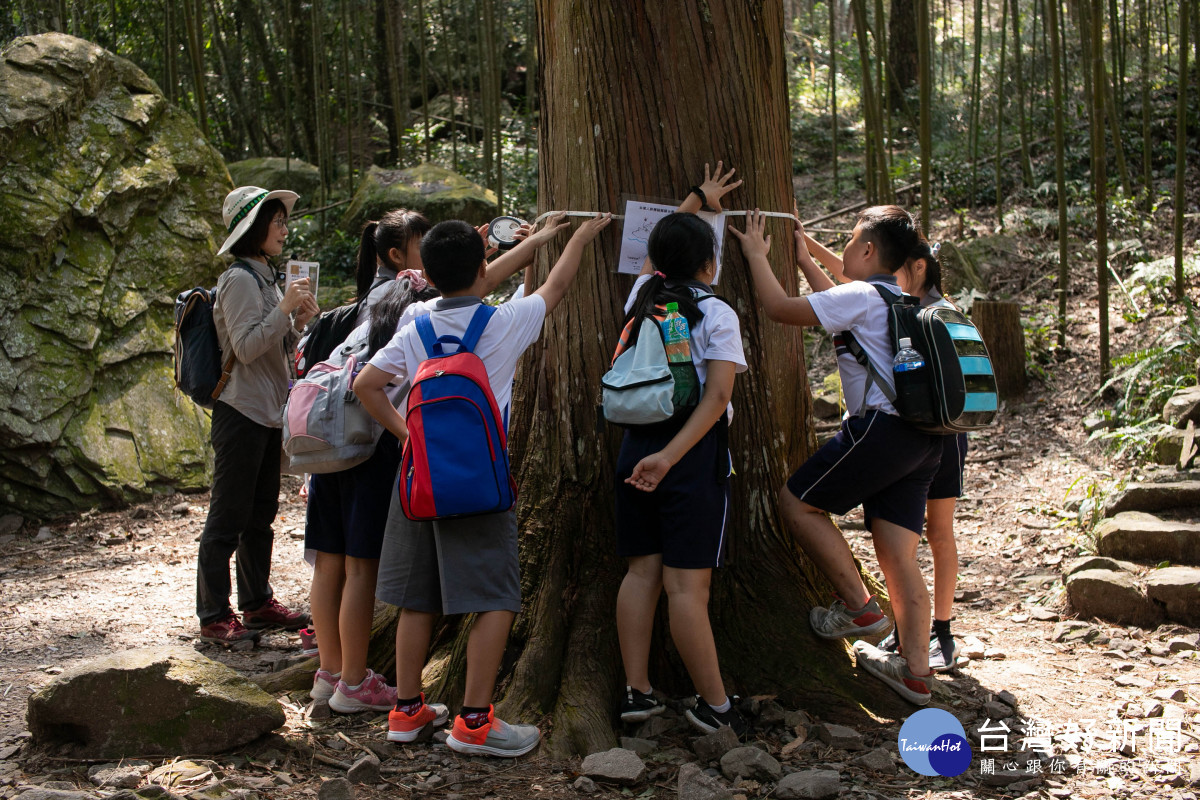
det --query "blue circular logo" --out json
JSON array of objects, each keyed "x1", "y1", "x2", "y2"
[{"x1": 898, "y1": 709, "x2": 972, "y2": 776}]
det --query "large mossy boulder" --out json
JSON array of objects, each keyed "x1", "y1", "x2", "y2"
[
  {"x1": 341, "y1": 163, "x2": 497, "y2": 231},
  {"x1": 0, "y1": 34, "x2": 229, "y2": 516},
  {"x1": 227, "y1": 157, "x2": 321, "y2": 205},
  {"x1": 27, "y1": 647, "x2": 284, "y2": 757}
]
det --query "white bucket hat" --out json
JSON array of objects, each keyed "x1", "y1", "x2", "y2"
[{"x1": 217, "y1": 186, "x2": 300, "y2": 256}]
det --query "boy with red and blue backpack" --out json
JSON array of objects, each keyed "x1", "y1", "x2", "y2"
[{"x1": 354, "y1": 213, "x2": 612, "y2": 757}]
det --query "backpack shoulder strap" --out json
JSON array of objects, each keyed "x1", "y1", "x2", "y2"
[
  {"x1": 459, "y1": 304, "x2": 497, "y2": 353},
  {"x1": 414, "y1": 314, "x2": 439, "y2": 359},
  {"x1": 230, "y1": 260, "x2": 266, "y2": 289}
]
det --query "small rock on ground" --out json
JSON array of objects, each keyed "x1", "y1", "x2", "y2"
[
  {"x1": 317, "y1": 777, "x2": 354, "y2": 800},
  {"x1": 851, "y1": 747, "x2": 896, "y2": 773},
  {"x1": 719, "y1": 746, "x2": 782, "y2": 781},
  {"x1": 677, "y1": 763, "x2": 733, "y2": 800},
  {"x1": 571, "y1": 776, "x2": 597, "y2": 794},
  {"x1": 775, "y1": 769, "x2": 841, "y2": 799},
  {"x1": 580, "y1": 747, "x2": 646, "y2": 785},
  {"x1": 815, "y1": 722, "x2": 864, "y2": 750},
  {"x1": 346, "y1": 754, "x2": 380, "y2": 784},
  {"x1": 619, "y1": 736, "x2": 658, "y2": 756},
  {"x1": 692, "y1": 726, "x2": 740, "y2": 762}
]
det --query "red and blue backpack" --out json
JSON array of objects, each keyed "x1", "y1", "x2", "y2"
[{"x1": 398, "y1": 304, "x2": 517, "y2": 521}]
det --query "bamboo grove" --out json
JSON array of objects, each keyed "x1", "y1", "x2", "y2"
[{"x1": 3, "y1": 0, "x2": 1197, "y2": 378}]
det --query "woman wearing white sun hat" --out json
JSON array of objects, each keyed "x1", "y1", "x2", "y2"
[{"x1": 197, "y1": 186, "x2": 320, "y2": 646}]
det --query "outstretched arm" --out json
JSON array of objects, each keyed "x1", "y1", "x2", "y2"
[
  {"x1": 480, "y1": 214, "x2": 570, "y2": 294},
  {"x1": 639, "y1": 161, "x2": 743, "y2": 276},
  {"x1": 730, "y1": 209, "x2": 820, "y2": 327},
  {"x1": 535, "y1": 213, "x2": 614, "y2": 313}
]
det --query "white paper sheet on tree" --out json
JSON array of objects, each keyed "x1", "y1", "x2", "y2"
[{"x1": 616, "y1": 201, "x2": 726, "y2": 284}]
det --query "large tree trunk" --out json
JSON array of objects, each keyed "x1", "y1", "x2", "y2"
[{"x1": 397, "y1": 1, "x2": 898, "y2": 757}]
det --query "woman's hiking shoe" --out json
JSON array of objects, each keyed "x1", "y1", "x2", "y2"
[
  {"x1": 446, "y1": 706, "x2": 541, "y2": 757},
  {"x1": 299, "y1": 625, "x2": 319, "y2": 656},
  {"x1": 620, "y1": 687, "x2": 666, "y2": 722},
  {"x1": 387, "y1": 693, "x2": 450, "y2": 742},
  {"x1": 685, "y1": 696, "x2": 749, "y2": 739},
  {"x1": 853, "y1": 641, "x2": 933, "y2": 705},
  {"x1": 929, "y1": 636, "x2": 959, "y2": 673},
  {"x1": 199, "y1": 612, "x2": 260, "y2": 647},
  {"x1": 809, "y1": 596, "x2": 889, "y2": 639},
  {"x1": 879, "y1": 629, "x2": 960, "y2": 672},
  {"x1": 310, "y1": 669, "x2": 340, "y2": 702},
  {"x1": 242, "y1": 598, "x2": 310, "y2": 631},
  {"x1": 329, "y1": 669, "x2": 397, "y2": 713}
]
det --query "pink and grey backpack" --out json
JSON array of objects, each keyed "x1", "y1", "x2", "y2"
[{"x1": 399, "y1": 304, "x2": 517, "y2": 521}]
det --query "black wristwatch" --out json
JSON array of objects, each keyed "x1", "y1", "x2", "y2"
[{"x1": 689, "y1": 185, "x2": 714, "y2": 211}]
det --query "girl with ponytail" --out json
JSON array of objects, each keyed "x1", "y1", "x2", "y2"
[
  {"x1": 613, "y1": 163, "x2": 753, "y2": 737},
  {"x1": 354, "y1": 210, "x2": 432, "y2": 324}
]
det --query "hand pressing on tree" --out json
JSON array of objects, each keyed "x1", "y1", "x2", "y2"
[
  {"x1": 680, "y1": 161, "x2": 743, "y2": 214},
  {"x1": 625, "y1": 452, "x2": 672, "y2": 493},
  {"x1": 729, "y1": 207, "x2": 772, "y2": 261}
]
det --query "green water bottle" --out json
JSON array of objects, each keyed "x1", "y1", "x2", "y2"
[{"x1": 660, "y1": 303, "x2": 698, "y2": 408}]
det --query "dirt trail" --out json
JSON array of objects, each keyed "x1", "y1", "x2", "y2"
[{"x1": 0, "y1": 286, "x2": 1197, "y2": 799}]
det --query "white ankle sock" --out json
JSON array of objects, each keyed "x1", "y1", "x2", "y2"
[{"x1": 709, "y1": 697, "x2": 731, "y2": 714}]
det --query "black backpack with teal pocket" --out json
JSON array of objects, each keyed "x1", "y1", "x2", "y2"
[{"x1": 841, "y1": 285, "x2": 998, "y2": 433}]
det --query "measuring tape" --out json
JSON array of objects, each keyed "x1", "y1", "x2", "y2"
[{"x1": 533, "y1": 209, "x2": 800, "y2": 226}]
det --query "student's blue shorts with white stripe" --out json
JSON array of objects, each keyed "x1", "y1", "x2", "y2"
[
  {"x1": 615, "y1": 421, "x2": 732, "y2": 569},
  {"x1": 785, "y1": 410, "x2": 942, "y2": 534},
  {"x1": 928, "y1": 433, "x2": 968, "y2": 500}
]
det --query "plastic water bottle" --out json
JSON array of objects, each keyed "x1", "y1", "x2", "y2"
[
  {"x1": 892, "y1": 337, "x2": 933, "y2": 422},
  {"x1": 660, "y1": 303, "x2": 698, "y2": 407}
]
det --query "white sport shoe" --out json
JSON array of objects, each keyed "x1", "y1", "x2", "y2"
[
  {"x1": 446, "y1": 706, "x2": 540, "y2": 758},
  {"x1": 853, "y1": 640, "x2": 933, "y2": 705},
  {"x1": 329, "y1": 669, "x2": 397, "y2": 713},
  {"x1": 809, "y1": 596, "x2": 890, "y2": 639},
  {"x1": 310, "y1": 668, "x2": 339, "y2": 702}
]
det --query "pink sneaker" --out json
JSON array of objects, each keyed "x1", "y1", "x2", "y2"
[
  {"x1": 329, "y1": 669, "x2": 397, "y2": 713},
  {"x1": 310, "y1": 669, "x2": 340, "y2": 702},
  {"x1": 299, "y1": 625, "x2": 318, "y2": 656}
]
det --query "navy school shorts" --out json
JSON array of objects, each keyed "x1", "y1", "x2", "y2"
[
  {"x1": 927, "y1": 433, "x2": 968, "y2": 500},
  {"x1": 304, "y1": 431, "x2": 402, "y2": 559},
  {"x1": 785, "y1": 410, "x2": 942, "y2": 534},
  {"x1": 614, "y1": 420, "x2": 732, "y2": 569}
]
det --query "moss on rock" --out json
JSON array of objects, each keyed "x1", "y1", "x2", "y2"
[
  {"x1": 341, "y1": 162, "x2": 498, "y2": 231},
  {"x1": 27, "y1": 646, "x2": 285, "y2": 757},
  {"x1": 227, "y1": 157, "x2": 321, "y2": 203},
  {"x1": 0, "y1": 33, "x2": 228, "y2": 517}
]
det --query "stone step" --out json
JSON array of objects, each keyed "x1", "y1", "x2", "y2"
[
  {"x1": 1094, "y1": 511, "x2": 1200, "y2": 565},
  {"x1": 1102, "y1": 481, "x2": 1200, "y2": 516},
  {"x1": 1144, "y1": 567, "x2": 1200, "y2": 627},
  {"x1": 1064, "y1": 569, "x2": 1164, "y2": 628}
]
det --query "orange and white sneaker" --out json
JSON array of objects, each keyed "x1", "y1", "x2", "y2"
[
  {"x1": 386, "y1": 693, "x2": 449, "y2": 742},
  {"x1": 445, "y1": 706, "x2": 540, "y2": 758}
]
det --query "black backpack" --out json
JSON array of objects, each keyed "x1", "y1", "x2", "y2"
[
  {"x1": 173, "y1": 262, "x2": 263, "y2": 409},
  {"x1": 294, "y1": 277, "x2": 388, "y2": 379},
  {"x1": 841, "y1": 284, "x2": 998, "y2": 434}
]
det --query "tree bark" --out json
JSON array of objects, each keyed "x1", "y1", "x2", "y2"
[
  {"x1": 1090, "y1": 0, "x2": 1110, "y2": 381},
  {"x1": 1047, "y1": 0, "x2": 1071, "y2": 346},
  {"x1": 972, "y1": 301, "x2": 1028, "y2": 399},
  {"x1": 384, "y1": 0, "x2": 903, "y2": 757},
  {"x1": 888, "y1": 0, "x2": 919, "y2": 107},
  {"x1": 918, "y1": 0, "x2": 931, "y2": 231}
]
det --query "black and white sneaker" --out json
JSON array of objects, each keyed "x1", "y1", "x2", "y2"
[
  {"x1": 619, "y1": 687, "x2": 665, "y2": 722},
  {"x1": 878, "y1": 628, "x2": 900, "y2": 653},
  {"x1": 685, "y1": 696, "x2": 748, "y2": 739},
  {"x1": 929, "y1": 635, "x2": 959, "y2": 672}
]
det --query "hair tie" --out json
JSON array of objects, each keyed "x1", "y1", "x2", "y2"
[
  {"x1": 653, "y1": 271, "x2": 667, "y2": 279},
  {"x1": 930, "y1": 242, "x2": 941, "y2": 259},
  {"x1": 397, "y1": 269, "x2": 428, "y2": 293}
]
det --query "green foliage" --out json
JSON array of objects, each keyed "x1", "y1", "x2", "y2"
[
  {"x1": 1091, "y1": 304, "x2": 1200, "y2": 459},
  {"x1": 286, "y1": 217, "x2": 359, "y2": 283}
]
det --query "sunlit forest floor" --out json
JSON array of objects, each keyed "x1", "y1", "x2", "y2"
[{"x1": 0, "y1": 199, "x2": 1197, "y2": 799}]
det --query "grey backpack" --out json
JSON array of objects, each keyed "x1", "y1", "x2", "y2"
[{"x1": 282, "y1": 341, "x2": 400, "y2": 474}]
